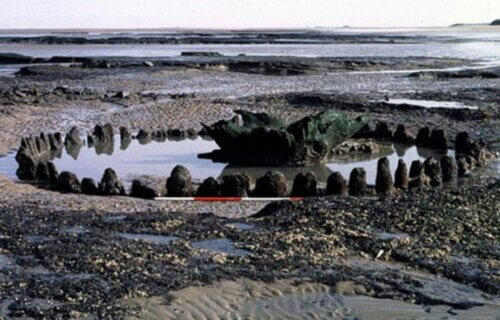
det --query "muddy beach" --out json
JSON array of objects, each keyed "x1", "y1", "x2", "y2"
[{"x1": 0, "y1": 28, "x2": 499, "y2": 319}]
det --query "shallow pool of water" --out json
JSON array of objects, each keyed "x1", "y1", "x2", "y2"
[
  {"x1": 0, "y1": 135, "x2": 453, "y2": 187},
  {"x1": 376, "y1": 232, "x2": 411, "y2": 240},
  {"x1": 386, "y1": 98, "x2": 478, "y2": 110},
  {"x1": 226, "y1": 223, "x2": 257, "y2": 231},
  {"x1": 63, "y1": 226, "x2": 89, "y2": 235},
  {"x1": 116, "y1": 233, "x2": 180, "y2": 245},
  {"x1": 192, "y1": 238, "x2": 251, "y2": 256}
]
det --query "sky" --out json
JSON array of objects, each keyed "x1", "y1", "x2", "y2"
[{"x1": 0, "y1": 0, "x2": 498, "y2": 29}]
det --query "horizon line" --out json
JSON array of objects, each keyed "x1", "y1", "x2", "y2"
[{"x1": 0, "y1": 24, "x2": 497, "y2": 32}]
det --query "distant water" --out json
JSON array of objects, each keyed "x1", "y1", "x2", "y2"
[{"x1": 0, "y1": 28, "x2": 499, "y2": 64}]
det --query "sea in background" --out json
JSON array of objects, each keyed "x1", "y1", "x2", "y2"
[{"x1": 0, "y1": 27, "x2": 499, "y2": 63}]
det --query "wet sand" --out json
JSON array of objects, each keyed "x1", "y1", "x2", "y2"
[{"x1": 125, "y1": 279, "x2": 500, "y2": 320}]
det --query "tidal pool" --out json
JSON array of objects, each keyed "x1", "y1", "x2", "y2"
[
  {"x1": 0, "y1": 135, "x2": 453, "y2": 187},
  {"x1": 386, "y1": 98, "x2": 478, "y2": 110}
]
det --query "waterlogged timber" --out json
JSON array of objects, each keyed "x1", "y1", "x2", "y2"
[{"x1": 202, "y1": 110, "x2": 368, "y2": 166}]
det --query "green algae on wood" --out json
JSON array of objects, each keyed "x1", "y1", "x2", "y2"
[{"x1": 201, "y1": 110, "x2": 368, "y2": 166}]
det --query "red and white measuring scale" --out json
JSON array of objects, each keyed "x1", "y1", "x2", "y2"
[{"x1": 155, "y1": 197, "x2": 304, "y2": 202}]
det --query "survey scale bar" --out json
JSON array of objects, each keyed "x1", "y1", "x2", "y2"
[{"x1": 154, "y1": 197, "x2": 304, "y2": 202}]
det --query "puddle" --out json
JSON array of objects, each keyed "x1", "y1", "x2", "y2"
[
  {"x1": 376, "y1": 232, "x2": 411, "y2": 240},
  {"x1": 62, "y1": 273, "x2": 95, "y2": 280},
  {"x1": 192, "y1": 238, "x2": 251, "y2": 256},
  {"x1": 116, "y1": 233, "x2": 179, "y2": 245},
  {"x1": 0, "y1": 135, "x2": 453, "y2": 186},
  {"x1": 0, "y1": 65, "x2": 23, "y2": 77},
  {"x1": 63, "y1": 226, "x2": 88, "y2": 235},
  {"x1": 0, "y1": 254, "x2": 16, "y2": 270},
  {"x1": 103, "y1": 215, "x2": 127, "y2": 223},
  {"x1": 24, "y1": 298, "x2": 64, "y2": 310},
  {"x1": 25, "y1": 235, "x2": 52, "y2": 244},
  {"x1": 226, "y1": 222, "x2": 257, "y2": 231},
  {"x1": 385, "y1": 98, "x2": 478, "y2": 110},
  {"x1": 25, "y1": 265, "x2": 52, "y2": 275},
  {"x1": 327, "y1": 145, "x2": 453, "y2": 184}
]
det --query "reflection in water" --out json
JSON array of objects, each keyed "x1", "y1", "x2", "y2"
[
  {"x1": 327, "y1": 146, "x2": 453, "y2": 185},
  {"x1": 0, "y1": 134, "x2": 453, "y2": 187},
  {"x1": 91, "y1": 138, "x2": 115, "y2": 156},
  {"x1": 416, "y1": 146, "x2": 448, "y2": 159},
  {"x1": 393, "y1": 143, "x2": 412, "y2": 157},
  {"x1": 120, "y1": 137, "x2": 132, "y2": 151},
  {"x1": 330, "y1": 147, "x2": 394, "y2": 164},
  {"x1": 137, "y1": 136, "x2": 152, "y2": 145},
  {"x1": 50, "y1": 147, "x2": 63, "y2": 161},
  {"x1": 65, "y1": 143, "x2": 83, "y2": 160},
  {"x1": 51, "y1": 136, "x2": 225, "y2": 185}
]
